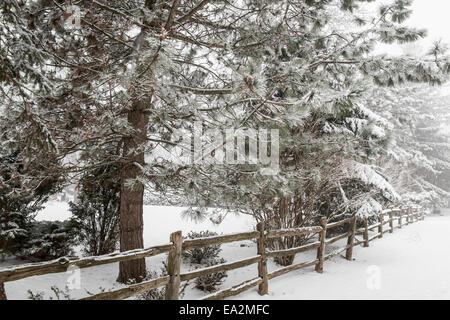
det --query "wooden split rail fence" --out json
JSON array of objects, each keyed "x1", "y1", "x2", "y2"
[{"x1": 0, "y1": 207, "x2": 424, "y2": 300}]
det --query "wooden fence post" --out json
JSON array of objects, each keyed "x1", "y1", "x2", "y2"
[
  {"x1": 389, "y1": 211, "x2": 394, "y2": 233},
  {"x1": 315, "y1": 217, "x2": 328, "y2": 273},
  {"x1": 399, "y1": 209, "x2": 403, "y2": 229},
  {"x1": 378, "y1": 215, "x2": 383, "y2": 238},
  {"x1": 345, "y1": 216, "x2": 357, "y2": 260},
  {"x1": 363, "y1": 218, "x2": 369, "y2": 248},
  {"x1": 165, "y1": 231, "x2": 182, "y2": 300},
  {"x1": 256, "y1": 222, "x2": 268, "y2": 295},
  {"x1": 0, "y1": 282, "x2": 6, "y2": 300}
]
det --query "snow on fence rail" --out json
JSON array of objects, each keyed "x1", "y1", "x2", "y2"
[{"x1": 0, "y1": 207, "x2": 424, "y2": 300}]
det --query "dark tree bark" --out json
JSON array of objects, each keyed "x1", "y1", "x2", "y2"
[
  {"x1": 0, "y1": 282, "x2": 7, "y2": 300},
  {"x1": 117, "y1": 101, "x2": 149, "y2": 283}
]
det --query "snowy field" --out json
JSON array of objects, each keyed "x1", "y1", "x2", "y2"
[{"x1": 1, "y1": 203, "x2": 450, "y2": 300}]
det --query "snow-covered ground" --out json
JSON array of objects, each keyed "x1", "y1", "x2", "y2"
[{"x1": 2, "y1": 203, "x2": 450, "y2": 300}]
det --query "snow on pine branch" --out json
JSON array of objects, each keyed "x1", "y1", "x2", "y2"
[{"x1": 356, "y1": 197, "x2": 383, "y2": 218}]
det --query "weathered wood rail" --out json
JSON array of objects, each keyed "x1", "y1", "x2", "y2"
[{"x1": 0, "y1": 207, "x2": 424, "y2": 300}]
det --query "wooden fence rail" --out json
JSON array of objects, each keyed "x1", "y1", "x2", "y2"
[{"x1": 0, "y1": 207, "x2": 424, "y2": 300}]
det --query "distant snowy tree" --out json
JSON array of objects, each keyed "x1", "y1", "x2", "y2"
[
  {"x1": 1, "y1": 0, "x2": 449, "y2": 273},
  {"x1": 165, "y1": 0, "x2": 450, "y2": 266},
  {"x1": 366, "y1": 84, "x2": 450, "y2": 207},
  {"x1": 0, "y1": 282, "x2": 5, "y2": 300}
]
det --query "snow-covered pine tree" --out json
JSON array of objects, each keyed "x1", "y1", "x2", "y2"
[
  {"x1": 0, "y1": 0, "x2": 378, "y2": 281},
  {"x1": 165, "y1": 0, "x2": 450, "y2": 265},
  {"x1": 68, "y1": 153, "x2": 121, "y2": 256},
  {"x1": 0, "y1": 0, "x2": 65, "y2": 257},
  {"x1": 0, "y1": 142, "x2": 62, "y2": 257}
]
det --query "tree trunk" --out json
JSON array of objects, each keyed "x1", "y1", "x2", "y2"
[
  {"x1": 117, "y1": 100, "x2": 149, "y2": 283},
  {"x1": 0, "y1": 282, "x2": 6, "y2": 300}
]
